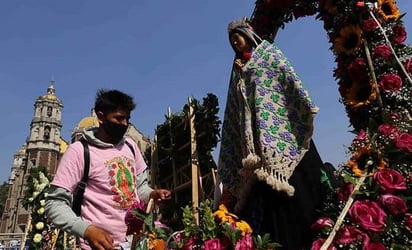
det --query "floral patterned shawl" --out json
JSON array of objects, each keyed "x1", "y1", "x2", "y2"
[{"x1": 217, "y1": 40, "x2": 319, "y2": 212}]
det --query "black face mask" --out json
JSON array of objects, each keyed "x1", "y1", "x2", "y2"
[{"x1": 101, "y1": 120, "x2": 128, "y2": 143}]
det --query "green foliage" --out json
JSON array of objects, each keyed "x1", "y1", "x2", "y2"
[{"x1": 154, "y1": 93, "x2": 221, "y2": 229}]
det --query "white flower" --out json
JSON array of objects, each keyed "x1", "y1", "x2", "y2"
[
  {"x1": 37, "y1": 207, "x2": 45, "y2": 215},
  {"x1": 39, "y1": 200, "x2": 45, "y2": 206},
  {"x1": 33, "y1": 233, "x2": 42, "y2": 243},
  {"x1": 39, "y1": 172, "x2": 50, "y2": 185},
  {"x1": 44, "y1": 192, "x2": 48, "y2": 197},
  {"x1": 28, "y1": 197, "x2": 34, "y2": 202},
  {"x1": 35, "y1": 222, "x2": 44, "y2": 230},
  {"x1": 32, "y1": 191, "x2": 40, "y2": 199}
]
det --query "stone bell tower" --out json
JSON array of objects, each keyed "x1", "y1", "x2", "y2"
[
  {"x1": 0, "y1": 80, "x2": 64, "y2": 234},
  {"x1": 26, "y1": 80, "x2": 63, "y2": 174}
]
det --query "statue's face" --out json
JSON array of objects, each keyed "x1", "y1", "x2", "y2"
[{"x1": 230, "y1": 32, "x2": 252, "y2": 54}]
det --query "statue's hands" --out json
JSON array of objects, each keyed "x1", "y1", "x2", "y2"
[{"x1": 234, "y1": 58, "x2": 244, "y2": 70}]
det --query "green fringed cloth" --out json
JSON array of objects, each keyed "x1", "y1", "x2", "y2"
[{"x1": 217, "y1": 40, "x2": 319, "y2": 212}]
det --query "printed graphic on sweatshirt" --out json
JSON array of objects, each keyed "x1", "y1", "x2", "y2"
[{"x1": 107, "y1": 156, "x2": 137, "y2": 209}]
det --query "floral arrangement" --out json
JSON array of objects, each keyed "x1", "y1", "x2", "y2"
[
  {"x1": 125, "y1": 199, "x2": 280, "y2": 250},
  {"x1": 248, "y1": 0, "x2": 412, "y2": 249},
  {"x1": 22, "y1": 166, "x2": 64, "y2": 250}
]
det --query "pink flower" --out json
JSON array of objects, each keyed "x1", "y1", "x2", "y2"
[
  {"x1": 337, "y1": 183, "x2": 354, "y2": 202},
  {"x1": 311, "y1": 217, "x2": 334, "y2": 232},
  {"x1": 349, "y1": 200, "x2": 386, "y2": 232},
  {"x1": 404, "y1": 58, "x2": 412, "y2": 74},
  {"x1": 374, "y1": 169, "x2": 407, "y2": 193},
  {"x1": 347, "y1": 58, "x2": 368, "y2": 80},
  {"x1": 362, "y1": 18, "x2": 379, "y2": 33},
  {"x1": 311, "y1": 238, "x2": 337, "y2": 250},
  {"x1": 182, "y1": 237, "x2": 198, "y2": 250},
  {"x1": 335, "y1": 225, "x2": 364, "y2": 245},
  {"x1": 373, "y1": 44, "x2": 392, "y2": 60},
  {"x1": 405, "y1": 213, "x2": 412, "y2": 231},
  {"x1": 378, "y1": 124, "x2": 400, "y2": 141},
  {"x1": 353, "y1": 129, "x2": 368, "y2": 143},
  {"x1": 234, "y1": 234, "x2": 253, "y2": 250},
  {"x1": 379, "y1": 194, "x2": 408, "y2": 216},
  {"x1": 363, "y1": 242, "x2": 386, "y2": 250},
  {"x1": 204, "y1": 238, "x2": 224, "y2": 250},
  {"x1": 395, "y1": 133, "x2": 412, "y2": 153},
  {"x1": 124, "y1": 200, "x2": 148, "y2": 235},
  {"x1": 392, "y1": 25, "x2": 407, "y2": 44},
  {"x1": 378, "y1": 73, "x2": 402, "y2": 93}
]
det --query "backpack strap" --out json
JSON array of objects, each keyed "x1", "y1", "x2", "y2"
[
  {"x1": 125, "y1": 139, "x2": 136, "y2": 157},
  {"x1": 72, "y1": 139, "x2": 90, "y2": 216}
]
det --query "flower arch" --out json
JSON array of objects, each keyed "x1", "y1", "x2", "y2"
[{"x1": 249, "y1": 0, "x2": 412, "y2": 248}]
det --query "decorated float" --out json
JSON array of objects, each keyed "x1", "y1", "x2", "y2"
[{"x1": 22, "y1": 0, "x2": 412, "y2": 249}]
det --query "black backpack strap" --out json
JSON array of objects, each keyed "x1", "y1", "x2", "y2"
[
  {"x1": 72, "y1": 139, "x2": 90, "y2": 216},
  {"x1": 125, "y1": 139, "x2": 135, "y2": 157}
]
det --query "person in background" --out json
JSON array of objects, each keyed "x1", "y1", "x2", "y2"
[
  {"x1": 45, "y1": 89, "x2": 171, "y2": 250},
  {"x1": 214, "y1": 18, "x2": 325, "y2": 250}
]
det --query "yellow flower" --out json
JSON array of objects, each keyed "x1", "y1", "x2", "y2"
[
  {"x1": 348, "y1": 146, "x2": 387, "y2": 176},
  {"x1": 40, "y1": 199, "x2": 46, "y2": 206},
  {"x1": 334, "y1": 25, "x2": 363, "y2": 55},
  {"x1": 377, "y1": 0, "x2": 400, "y2": 21},
  {"x1": 35, "y1": 222, "x2": 44, "y2": 230},
  {"x1": 33, "y1": 233, "x2": 42, "y2": 243},
  {"x1": 344, "y1": 81, "x2": 377, "y2": 108},
  {"x1": 213, "y1": 204, "x2": 238, "y2": 223},
  {"x1": 236, "y1": 220, "x2": 253, "y2": 236},
  {"x1": 148, "y1": 239, "x2": 166, "y2": 250}
]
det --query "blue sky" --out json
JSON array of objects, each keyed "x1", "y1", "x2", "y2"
[{"x1": 0, "y1": 1, "x2": 411, "y2": 183}]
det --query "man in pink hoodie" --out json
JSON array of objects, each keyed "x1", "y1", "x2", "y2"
[{"x1": 46, "y1": 89, "x2": 171, "y2": 250}]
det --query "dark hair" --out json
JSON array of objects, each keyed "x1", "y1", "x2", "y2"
[{"x1": 94, "y1": 89, "x2": 136, "y2": 113}]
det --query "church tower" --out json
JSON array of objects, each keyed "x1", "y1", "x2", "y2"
[
  {"x1": 0, "y1": 81, "x2": 65, "y2": 234},
  {"x1": 26, "y1": 80, "x2": 63, "y2": 174}
]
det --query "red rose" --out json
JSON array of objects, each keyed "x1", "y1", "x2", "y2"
[
  {"x1": 234, "y1": 234, "x2": 253, "y2": 250},
  {"x1": 396, "y1": 133, "x2": 412, "y2": 153},
  {"x1": 337, "y1": 183, "x2": 354, "y2": 201},
  {"x1": 311, "y1": 217, "x2": 334, "y2": 232},
  {"x1": 379, "y1": 194, "x2": 408, "y2": 215},
  {"x1": 378, "y1": 124, "x2": 400, "y2": 141},
  {"x1": 204, "y1": 238, "x2": 223, "y2": 250},
  {"x1": 404, "y1": 59, "x2": 412, "y2": 74},
  {"x1": 335, "y1": 225, "x2": 363, "y2": 245},
  {"x1": 362, "y1": 18, "x2": 379, "y2": 33},
  {"x1": 311, "y1": 238, "x2": 337, "y2": 250},
  {"x1": 374, "y1": 169, "x2": 406, "y2": 193},
  {"x1": 373, "y1": 44, "x2": 392, "y2": 60},
  {"x1": 378, "y1": 73, "x2": 402, "y2": 93},
  {"x1": 349, "y1": 200, "x2": 386, "y2": 232},
  {"x1": 182, "y1": 237, "x2": 198, "y2": 250},
  {"x1": 392, "y1": 25, "x2": 407, "y2": 44},
  {"x1": 347, "y1": 58, "x2": 368, "y2": 80},
  {"x1": 405, "y1": 213, "x2": 412, "y2": 231}
]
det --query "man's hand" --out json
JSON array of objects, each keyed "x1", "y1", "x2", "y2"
[
  {"x1": 150, "y1": 189, "x2": 172, "y2": 204},
  {"x1": 84, "y1": 225, "x2": 115, "y2": 250}
]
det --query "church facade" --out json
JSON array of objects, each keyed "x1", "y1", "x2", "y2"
[{"x1": 0, "y1": 82, "x2": 151, "y2": 234}]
